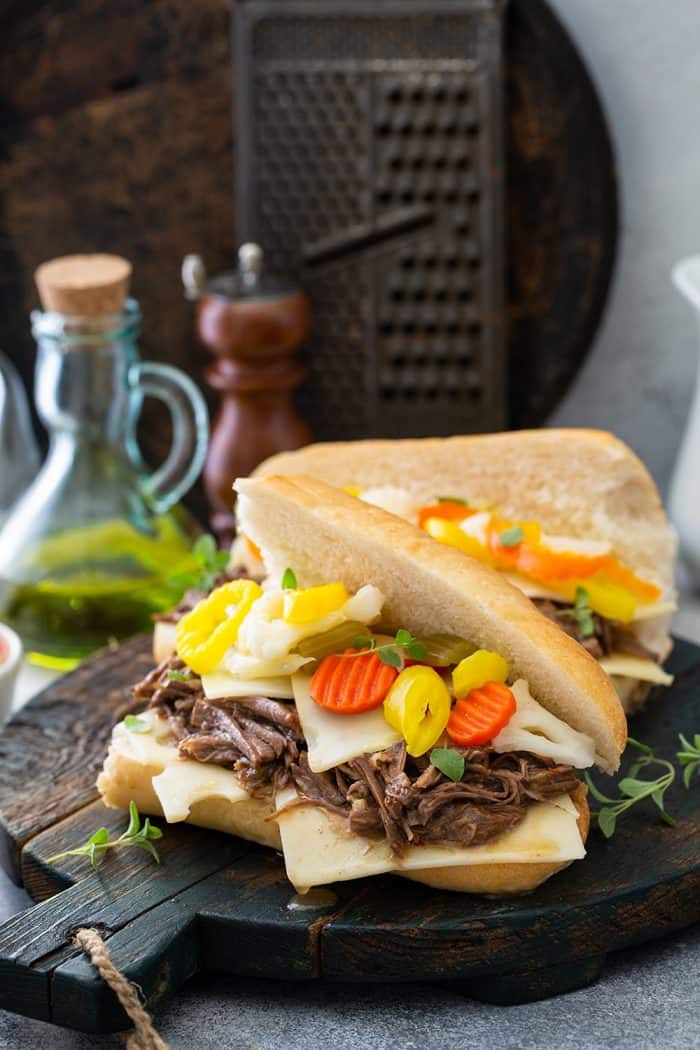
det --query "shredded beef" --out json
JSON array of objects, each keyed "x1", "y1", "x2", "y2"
[
  {"x1": 133, "y1": 657, "x2": 580, "y2": 855},
  {"x1": 533, "y1": 598, "x2": 657, "y2": 661},
  {"x1": 131, "y1": 655, "x2": 302, "y2": 795},
  {"x1": 285, "y1": 742, "x2": 579, "y2": 855}
]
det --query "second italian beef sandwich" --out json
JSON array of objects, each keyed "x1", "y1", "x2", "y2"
[
  {"x1": 233, "y1": 430, "x2": 677, "y2": 713},
  {"x1": 99, "y1": 475, "x2": 627, "y2": 895}
]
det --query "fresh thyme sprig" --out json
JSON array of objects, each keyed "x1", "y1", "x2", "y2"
[
  {"x1": 47, "y1": 802, "x2": 163, "y2": 871},
  {"x1": 677, "y1": 733, "x2": 700, "y2": 788},
  {"x1": 168, "y1": 534, "x2": 230, "y2": 593},
  {"x1": 553, "y1": 586, "x2": 595, "y2": 638},
  {"x1": 584, "y1": 737, "x2": 676, "y2": 838},
  {"x1": 351, "y1": 628, "x2": 428, "y2": 670}
]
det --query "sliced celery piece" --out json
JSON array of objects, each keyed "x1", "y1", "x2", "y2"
[{"x1": 294, "y1": 620, "x2": 369, "y2": 661}]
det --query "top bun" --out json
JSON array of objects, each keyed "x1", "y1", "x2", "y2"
[
  {"x1": 252, "y1": 430, "x2": 676, "y2": 598},
  {"x1": 235, "y1": 474, "x2": 627, "y2": 772}
]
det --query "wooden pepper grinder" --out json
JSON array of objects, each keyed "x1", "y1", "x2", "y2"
[{"x1": 183, "y1": 244, "x2": 312, "y2": 542}]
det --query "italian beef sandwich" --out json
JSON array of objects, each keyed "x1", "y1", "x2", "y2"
[{"x1": 99, "y1": 475, "x2": 627, "y2": 895}]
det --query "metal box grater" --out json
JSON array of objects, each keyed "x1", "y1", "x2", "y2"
[{"x1": 233, "y1": 0, "x2": 506, "y2": 439}]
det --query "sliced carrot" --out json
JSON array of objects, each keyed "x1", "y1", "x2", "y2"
[
  {"x1": 418, "y1": 501, "x2": 473, "y2": 529},
  {"x1": 446, "y1": 681, "x2": 516, "y2": 746},
  {"x1": 244, "y1": 535, "x2": 262, "y2": 562},
  {"x1": 309, "y1": 649, "x2": 398, "y2": 714},
  {"x1": 515, "y1": 543, "x2": 606, "y2": 581}
]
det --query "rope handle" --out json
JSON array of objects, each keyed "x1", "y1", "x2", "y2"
[{"x1": 73, "y1": 927, "x2": 170, "y2": 1050}]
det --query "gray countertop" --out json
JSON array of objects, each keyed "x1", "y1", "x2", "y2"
[{"x1": 1, "y1": 605, "x2": 700, "y2": 1050}]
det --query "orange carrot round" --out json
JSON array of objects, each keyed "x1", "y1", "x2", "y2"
[
  {"x1": 446, "y1": 681, "x2": 516, "y2": 746},
  {"x1": 418, "y1": 501, "x2": 473, "y2": 529},
  {"x1": 309, "y1": 649, "x2": 398, "y2": 714}
]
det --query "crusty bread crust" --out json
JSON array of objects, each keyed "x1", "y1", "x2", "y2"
[
  {"x1": 97, "y1": 742, "x2": 588, "y2": 895},
  {"x1": 253, "y1": 430, "x2": 676, "y2": 598},
  {"x1": 236, "y1": 474, "x2": 627, "y2": 772}
]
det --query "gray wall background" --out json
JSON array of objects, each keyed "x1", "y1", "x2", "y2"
[{"x1": 545, "y1": 0, "x2": 700, "y2": 493}]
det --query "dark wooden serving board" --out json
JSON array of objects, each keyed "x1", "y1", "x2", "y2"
[{"x1": 0, "y1": 635, "x2": 698, "y2": 1034}]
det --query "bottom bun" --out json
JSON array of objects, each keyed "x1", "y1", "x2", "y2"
[
  {"x1": 97, "y1": 746, "x2": 282, "y2": 850},
  {"x1": 98, "y1": 736, "x2": 589, "y2": 895},
  {"x1": 401, "y1": 782, "x2": 589, "y2": 894}
]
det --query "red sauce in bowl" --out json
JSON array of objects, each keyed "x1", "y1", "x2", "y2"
[{"x1": 0, "y1": 635, "x2": 8, "y2": 666}]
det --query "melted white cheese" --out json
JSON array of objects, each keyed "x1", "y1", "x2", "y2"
[
  {"x1": 275, "y1": 787, "x2": 584, "y2": 893},
  {"x1": 292, "y1": 672, "x2": 401, "y2": 773},
  {"x1": 598, "y1": 654, "x2": 674, "y2": 686},
  {"x1": 110, "y1": 709, "x2": 248, "y2": 823},
  {"x1": 360, "y1": 486, "x2": 419, "y2": 521},
  {"x1": 202, "y1": 671, "x2": 295, "y2": 700},
  {"x1": 459, "y1": 511, "x2": 491, "y2": 544},
  {"x1": 152, "y1": 763, "x2": 248, "y2": 823},
  {"x1": 492, "y1": 679, "x2": 596, "y2": 769},
  {"x1": 236, "y1": 584, "x2": 384, "y2": 662}
]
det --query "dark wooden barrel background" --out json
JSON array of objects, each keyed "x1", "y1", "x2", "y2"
[{"x1": 0, "y1": 0, "x2": 616, "y2": 517}]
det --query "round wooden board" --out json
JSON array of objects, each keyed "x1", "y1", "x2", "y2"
[
  {"x1": 0, "y1": 0, "x2": 616, "y2": 485},
  {"x1": 0, "y1": 636, "x2": 698, "y2": 1034},
  {"x1": 506, "y1": 0, "x2": 618, "y2": 427}
]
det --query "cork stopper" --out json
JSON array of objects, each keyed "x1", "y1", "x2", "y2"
[{"x1": 35, "y1": 254, "x2": 132, "y2": 316}]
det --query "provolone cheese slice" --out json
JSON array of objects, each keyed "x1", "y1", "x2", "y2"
[
  {"x1": 111, "y1": 709, "x2": 179, "y2": 766},
  {"x1": 202, "y1": 671, "x2": 294, "y2": 700},
  {"x1": 275, "y1": 788, "x2": 584, "y2": 892},
  {"x1": 111, "y1": 709, "x2": 249, "y2": 823},
  {"x1": 292, "y1": 673, "x2": 401, "y2": 773},
  {"x1": 599, "y1": 654, "x2": 674, "y2": 686},
  {"x1": 152, "y1": 762, "x2": 248, "y2": 823}
]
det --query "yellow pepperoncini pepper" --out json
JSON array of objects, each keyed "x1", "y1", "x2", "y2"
[
  {"x1": 282, "y1": 582, "x2": 349, "y2": 625},
  {"x1": 176, "y1": 579, "x2": 263, "y2": 674},
  {"x1": 582, "y1": 574, "x2": 638, "y2": 623},
  {"x1": 452, "y1": 649, "x2": 509, "y2": 700},
  {"x1": 422, "y1": 517, "x2": 491, "y2": 562},
  {"x1": 383, "y1": 665, "x2": 451, "y2": 757}
]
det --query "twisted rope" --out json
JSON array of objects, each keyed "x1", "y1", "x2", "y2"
[{"x1": 73, "y1": 927, "x2": 170, "y2": 1050}]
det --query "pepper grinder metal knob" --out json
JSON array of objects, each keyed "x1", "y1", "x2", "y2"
[{"x1": 185, "y1": 244, "x2": 312, "y2": 542}]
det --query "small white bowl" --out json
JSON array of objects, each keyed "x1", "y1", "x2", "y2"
[{"x1": 0, "y1": 623, "x2": 22, "y2": 725}]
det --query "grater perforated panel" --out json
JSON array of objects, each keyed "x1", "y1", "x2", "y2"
[{"x1": 234, "y1": 0, "x2": 506, "y2": 438}]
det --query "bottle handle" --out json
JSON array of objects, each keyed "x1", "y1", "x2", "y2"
[{"x1": 128, "y1": 361, "x2": 209, "y2": 514}]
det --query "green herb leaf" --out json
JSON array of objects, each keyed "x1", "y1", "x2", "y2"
[
  {"x1": 408, "y1": 640, "x2": 428, "y2": 661},
  {"x1": 167, "y1": 669, "x2": 191, "y2": 682},
  {"x1": 573, "y1": 586, "x2": 595, "y2": 638},
  {"x1": 193, "y1": 534, "x2": 217, "y2": 564},
  {"x1": 437, "y1": 496, "x2": 468, "y2": 506},
  {"x1": 430, "y1": 748, "x2": 465, "y2": 783},
  {"x1": 597, "y1": 808, "x2": 617, "y2": 838},
  {"x1": 46, "y1": 801, "x2": 163, "y2": 870},
  {"x1": 676, "y1": 732, "x2": 700, "y2": 788},
  {"x1": 281, "y1": 567, "x2": 298, "y2": 590},
  {"x1": 379, "y1": 647, "x2": 403, "y2": 669},
  {"x1": 395, "y1": 628, "x2": 413, "y2": 647},
  {"x1": 124, "y1": 715, "x2": 152, "y2": 734},
  {"x1": 168, "y1": 534, "x2": 228, "y2": 594},
  {"x1": 498, "y1": 525, "x2": 524, "y2": 548},
  {"x1": 352, "y1": 636, "x2": 376, "y2": 651},
  {"x1": 585, "y1": 738, "x2": 676, "y2": 839}
]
